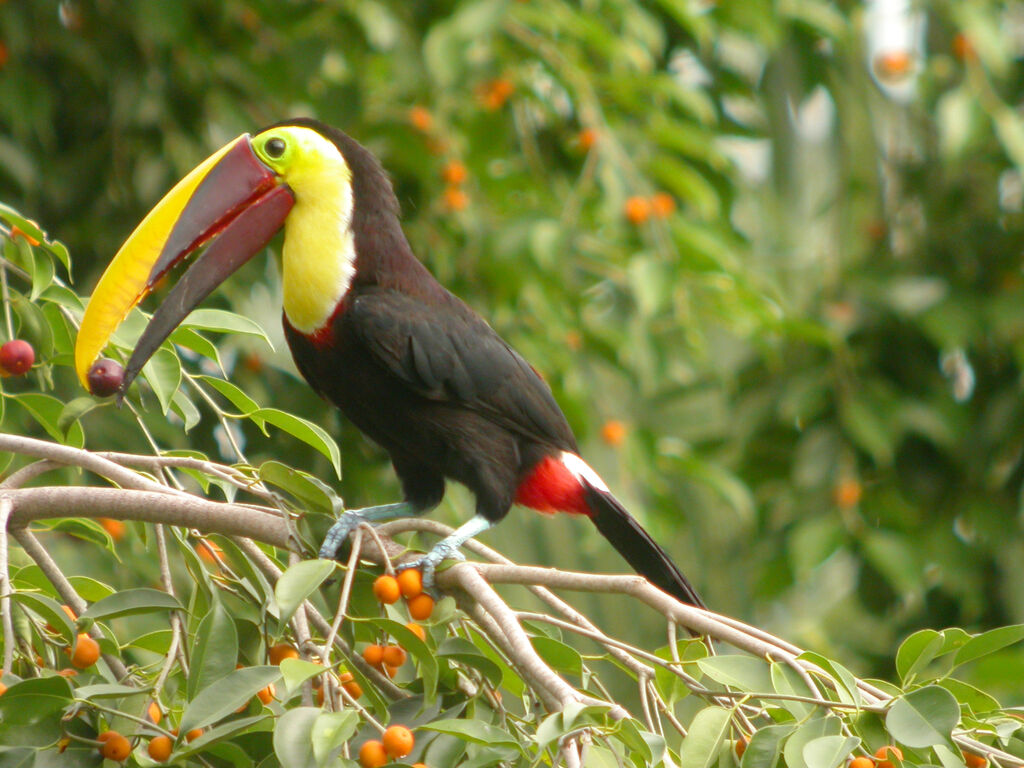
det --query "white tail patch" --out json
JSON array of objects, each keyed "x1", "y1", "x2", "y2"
[{"x1": 560, "y1": 452, "x2": 609, "y2": 493}]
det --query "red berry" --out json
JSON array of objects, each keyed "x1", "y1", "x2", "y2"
[
  {"x1": 0, "y1": 339, "x2": 34, "y2": 375},
  {"x1": 87, "y1": 358, "x2": 124, "y2": 397}
]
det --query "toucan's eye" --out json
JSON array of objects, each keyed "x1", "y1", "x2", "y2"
[{"x1": 265, "y1": 137, "x2": 287, "y2": 158}]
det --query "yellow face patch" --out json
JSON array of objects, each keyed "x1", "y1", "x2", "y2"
[{"x1": 251, "y1": 126, "x2": 357, "y2": 334}]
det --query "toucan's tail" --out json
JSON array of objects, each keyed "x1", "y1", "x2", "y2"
[{"x1": 583, "y1": 483, "x2": 705, "y2": 608}]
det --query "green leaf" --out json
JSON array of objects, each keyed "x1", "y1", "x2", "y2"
[
  {"x1": 741, "y1": 724, "x2": 796, "y2": 768},
  {"x1": 783, "y1": 717, "x2": 843, "y2": 768},
  {"x1": 196, "y1": 375, "x2": 264, "y2": 423},
  {"x1": 169, "y1": 327, "x2": 225, "y2": 373},
  {"x1": 274, "y1": 559, "x2": 335, "y2": 625},
  {"x1": 57, "y1": 396, "x2": 100, "y2": 436},
  {"x1": 798, "y1": 652, "x2": 862, "y2": 706},
  {"x1": 171, "y1": 389, "x2": 202, "y2": 431},
  {"x1": 81, "y1": 588, "x2": 181, "y2": 620},
  {"x1": 259, "y1": 460, "x2": 335, "y2": 515},
  {"x1": 179, "y1": 665, "x2": 280, "y2": 734},
  {"x1": 802, "y1": 735, "x2": 860, "y2": 768},
  {"x1": 421, "y1": 718, "x2": 523, "y2": 751},
  {"x1": 885, "y1": 685, "x2": 960, "y2": 748},
  {"x1": 0, "y1": 676, "x2": 73, "y2": 726},
  {"x1": 9, "y1": 591, "x2": 77, "y2": 645},
  {"x1": 274, "y1": 707, "x2": 320, "y2": 768},
  {"x1": 182, "y1": 308, "x2": 273, "y2": 344},
  {"x1": 896, "y1": 629, "x2": 945, "y2": 684},
  {"x1": 677, "y1": 705, "x2": 733, "y2": 768},
  {"x1": 697, "y1": 655, "x2": 773, "y2": 691},
  {"x1": 141, "y1": 347, "x2": 182, "y2": 414},
  {"x1": 188, "y1": 601, "x2": 239, "y2": 699},
  {"x1": 30, "y1": 245, "x2": 55, "y2": 301},
  {"x1": 280, "y1": 658, "x2": 329, "y2": 698},
  {"x1": 531, "y1": 636, "x2": 583, "y2": 676},
  {"x1": 953, "y1": 625, "x2": 1024, "y2": 667},
  {"x1": 10, "y1": 393, "x2": 85, "y2": 447},
  {"x1": 249, "y1": 408, "x2": 341, "y2": 476},
  {"x1": 771, "y1": 661, "x2": 816, "y2": 720},
  {"x1": 311, "y1": 710, "x2": 359, "y2": 767}
]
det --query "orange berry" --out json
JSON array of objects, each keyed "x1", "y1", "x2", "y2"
[
  {"x1": 734, "y1": 737, "x2": 747, "y2": 758},
  {"x1": 269, "y1": 643, "x2": 299, "y2": 665},
  {"x1": 382, "y1": 724, "x2": 415, "y2": 758},
  {"x1": 384, "y1": 663, "x2": 401, "y2": 678},
  {"x1": 396, "y1": 569, "x2": 423, "y2": 599},
  {"x1": 0, "y1": 42, "x2": 8, "y2": 70},
  {"x1": 405, "y1": 622, "x2": 426, "y2": 642},
  {"x1": 381, "y1": 645, "x2": 407, "y2": 667},
  {"x1": 0, "y1": 682, "x2": 6, "y2": 696},
  {"x1": 359, "y1": 739, "x2": 389, "y2": 768},
  {"x1": 58, "y1": 736, "x2": 71, "y2": 753},
  {"x1": 651, "y1": 192, "x2": 676, "y2": 218},
  {"x1": 833, "y1": 479, "x2": 863, "y2": 509},
  {"x1": 413, "y1": 764, "x2": 428, "y2": 768},
  {"x1": 409, "y1": 106, "x2": 433, "y2": 132},
  {"x1": 147, "y1": 701, "x2": 161, "y2": 724},
  {"x1": 98, "y1": 517, "x2": 126, "y2": 541},
  {"x1": 565, "y1": 330, "x2": 583, "y2": 351},
  {"x1": 196, "y1": 539, "x2": 224, "y2": 565},
  {"x1": 363, "y1": 644, "x2": 385, "y2": 666},
  {"x1": 372, "y1": 575, "x2": 401, "y2": 604},
  {"x1": 477, "y1": 78, "x2": 514, "y2": 110},
  {"x1": 443, "y1": 185, "x2": 468, "y2": 212},
  {"x1": 184, "y1": 728, "x2": 203, "y2": 743},
  {"x1": 57, "y1": 668, "x2": 78, "y2": 678},
  {"x1": 600, "y1": 420, "x2": 627, "y2": 446},
  {"x1": 339, "y1": 671, "x2": 363, "y2": 699},
  {"x1": 624, "y1": 196, "x2": 651, "y2": 225},
  {"x1": 576, "y1": 128, "x2": 598, "y2": 152},
  {"x1": 97, "y1": 731, "x2": 131, "y2": 761},
  {"x1": 873, "y1": 51, "x2": 914, "y2": 82},
  {"x1": 257, "y1": 683, "x2": 276, "y2": 704},
  {"x1": 962, "y1": 752, "x2": 987, "y2": 768},
  {"x1": 69, "y1": 633, "x2": 100, "y2": 669},
  {"x1": 442, "y1": 161, "x2": 467, "y2": 185},
  {"x1": 849, "y1": 757, "x2": 874, "y2": 768},
  {"x1": 8, "y1": 225, "x2": 40, "y2": 246},
  {"x1": 147, "y1": 735, "x2": 172, "y2": 762},
  {"x1": 407, "y1": 593, "x2": 435, "y2": 621},
  {"x1": 875, "y1": 746, "x2": 904, "y2": 768},
  {"x1": 952, "y1": 34, "x2": 976, "y2": 62}
]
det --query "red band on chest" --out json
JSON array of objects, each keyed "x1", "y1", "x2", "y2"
[{"x1": 515, "y1": 455, "x2": 590, "y2": 516}]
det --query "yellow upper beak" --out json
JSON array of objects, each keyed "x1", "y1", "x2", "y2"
[{"x1": 75, "y1": 134, "x2": 294, "y2": 393}]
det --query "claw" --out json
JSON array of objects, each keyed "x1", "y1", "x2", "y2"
[
  {"x1": 398, "y1": 545, "x2": 465, "y2": 595},
  {"x1": 318, "y1": 501, "x2": 421, "y2": 560},
  {"x1": 318, "y1": 510, "x2": 367, "y2": 559}
]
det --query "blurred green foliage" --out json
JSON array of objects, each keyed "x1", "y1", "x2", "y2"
[{"x1": 3, "y1": 0, "x2": 1024, "y2": 704}]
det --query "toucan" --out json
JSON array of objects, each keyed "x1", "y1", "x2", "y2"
[{"x1": 74, "y1": 118, "x2": 705, "y2": 608}]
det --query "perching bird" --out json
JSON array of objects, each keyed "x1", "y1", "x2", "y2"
[{"x1": 74, "y1": 118, "x2": 704, "y2": 607}]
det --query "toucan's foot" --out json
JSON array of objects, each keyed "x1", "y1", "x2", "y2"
[
  {"x1": 398, "y1": 543, "x2": 466, "y2": 595},
  {"x1": 397, "y1": 514, "x2": 493, "y2": 594},
  {"x1": 318, "y1": 501, "x2": 417, "y2": 560}
]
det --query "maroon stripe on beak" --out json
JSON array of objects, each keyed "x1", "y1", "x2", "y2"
[{"x1": 119, "y1": 184, "x2": 295, "y2": 398}]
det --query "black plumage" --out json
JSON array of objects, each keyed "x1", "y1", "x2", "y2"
[{"x1": 278, "y1": 119, "x2": 704, "y2": 607}]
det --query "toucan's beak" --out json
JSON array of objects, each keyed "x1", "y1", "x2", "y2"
[{"x1": 75, "y1": 134, "x2": 295, "y2": 395}]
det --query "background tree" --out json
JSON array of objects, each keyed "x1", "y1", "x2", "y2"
[{"x1": 1, "y1": 1, "x2": 1023, "y2": 766}]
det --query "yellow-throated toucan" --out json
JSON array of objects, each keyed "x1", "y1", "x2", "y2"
[{"x1": 75, "y1": 118, "x2": 704, "y2": 607}]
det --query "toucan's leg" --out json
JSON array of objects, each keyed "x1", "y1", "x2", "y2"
[
  {"x1": 318, "y1": 501, "x2": 431, "y2": 560},
  {"x1": 398, "y1": 514, "x2": 494, "y2": 593},
  {"x1": 320, "y1": 459, "x2": 444, "y2": 560}
]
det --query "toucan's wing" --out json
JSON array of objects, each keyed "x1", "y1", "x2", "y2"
[{"x1": 346, "y1": 288, "x2": 576, "y2": 450}]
